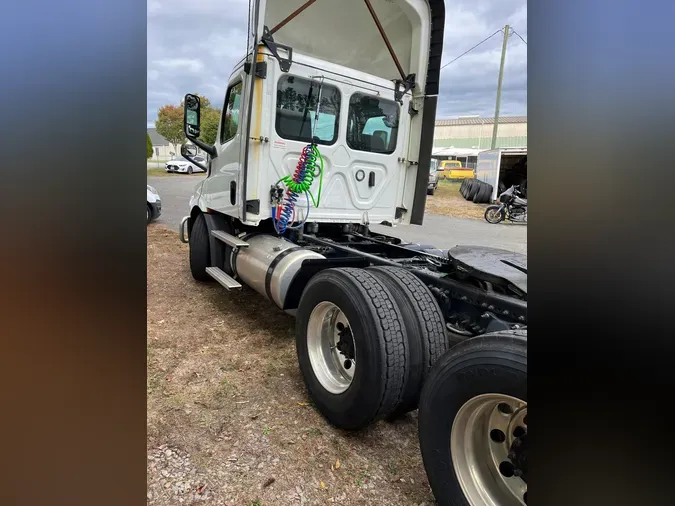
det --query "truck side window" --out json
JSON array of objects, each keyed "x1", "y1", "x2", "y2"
[
  {"x1": 220, "y1": 81, "x2": 243, "y2": 144},
  {"x1": 347, "y1": 93, "x2": 399, "y2": 154},
  {"x1": 275, "y1": 75, "x2": 340, "y2": 145}
]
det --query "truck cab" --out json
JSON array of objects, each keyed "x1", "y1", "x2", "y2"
[{"x1": 184, "y1": 0, "x2": 444, "y2": 229}]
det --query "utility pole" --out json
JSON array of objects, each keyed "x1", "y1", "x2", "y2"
[{"x1": 491, "y1": 25, "x2": 509, "y2": 149}]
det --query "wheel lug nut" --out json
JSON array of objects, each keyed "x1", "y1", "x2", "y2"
[
  {"x1": 508, "y1": 451, "x2": 516, "y2": 460},
  {"x1": 513, "y1": 469, "x2": 523, "y2": 477}
]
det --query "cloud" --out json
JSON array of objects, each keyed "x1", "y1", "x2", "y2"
[{"x1": 147, "y1": 0, "x2": 526, "y2": 125}]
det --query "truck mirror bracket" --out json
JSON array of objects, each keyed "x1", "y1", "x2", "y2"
[
  {"x1": 261, "y1": 25, "x2": 293, "y2": 72},
  {"x1": 394, "y1": 74, "x2": 416, "y2": 104}
]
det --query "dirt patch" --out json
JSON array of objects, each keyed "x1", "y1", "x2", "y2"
[
  {"x1": 425, "y1": 181, "x2": 489, "y2": 220},
  {"x1": 147, "y1": 226, "x2": 435, "y2": 506}
]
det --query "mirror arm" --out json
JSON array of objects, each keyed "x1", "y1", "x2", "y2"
[
  {"x1": 186, "y1": 134, "x2": 218, "y2": 158},
  {"x1": 182, "y1": 153, "x2": 209, "y2": 172}
]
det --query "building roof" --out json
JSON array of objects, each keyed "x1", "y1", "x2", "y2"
[
  {"x1": 148, "y1": 128, "x2": 169, "y2": 145},
  {"x1": 435, "y1": 116, "x2": 527, "y2": 126}
]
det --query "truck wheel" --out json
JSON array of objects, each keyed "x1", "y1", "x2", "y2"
[
  {"x1": 419, "y1": 331, "x2": 527, "y2": 506},
  {"x1": 460, "y1": 179, "x2": 468, "y2": 197},
  {"x1": 367, "y1": 266, "x2": 448, "y2": 417},
  {"x1": 427, "y1": 188, "x2": 435, "y2": 196},
  {"x1": 189, "y1": 213, "x2": 212, "y2": 282},
  {"x1": 296, "y1": 268, "x2": 408, "y2": 430}
]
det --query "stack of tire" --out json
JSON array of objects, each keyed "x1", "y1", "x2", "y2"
[{"x1": 460, "y1": 178, "x2": 493, "y2": 204}]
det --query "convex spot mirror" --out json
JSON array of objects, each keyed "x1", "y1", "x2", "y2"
[{"x1": 181, "y1": 143, "x2": 197, "y2": 158}]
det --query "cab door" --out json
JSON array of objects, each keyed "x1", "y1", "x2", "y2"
[{"x1": 203, "y1": 66, "x2": 247, "y2": 217}]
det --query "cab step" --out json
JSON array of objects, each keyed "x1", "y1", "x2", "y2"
[
  {"x1": 205, "y1": 267, "x2": 242, "y2": 290},
  {"x1": 211, "y1": 230, "x2": 249, "y2": 248}
]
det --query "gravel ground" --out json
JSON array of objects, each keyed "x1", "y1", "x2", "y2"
[
  {"x1": 147, "y1": 175, "x2": 526, "y2": 254},
  {"x1": 147, "y1": 226, "x2": 437, "y2": 506}
]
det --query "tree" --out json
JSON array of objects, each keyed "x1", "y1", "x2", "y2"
[
  {"x1": 155, "y1": 105, "x2": 185, "y2": 154},
  {"x1": 147, "y1": 132, "x2": 153, "y2": 159},
  {"x1": 156, "y1": 94, "x2": 221, "y2": 152},
  {"x1": 200, "y1": 107, "x2": 221, "y2": 146}
]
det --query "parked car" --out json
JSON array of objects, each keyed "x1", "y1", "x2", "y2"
[
  {"x1": 165, "y1": 155, "x2": 208, "y2": 174},
  {"x1": 427, "y1": 159, "x2": 439, "y2": 195},
  {"x1": 147, "y1": 185, "x2": 161, "y2": 224},
  {"x1": 439, "y1": 159, "x2": 475, "y2": 180}
]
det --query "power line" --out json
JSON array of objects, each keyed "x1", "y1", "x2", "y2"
[
  {"x1": 510, "y1": 28, "x2": 527, "y2": 45},
  {"x1": 440, "y1": 29, "x2": 504, "y2": 70}
]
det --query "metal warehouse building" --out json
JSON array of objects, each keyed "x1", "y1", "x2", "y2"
[
  {"x1": 432, "y1": 115, "x2": 527, "y2": 168},
  {"x1": 434, "y1": 116, "x2": 527, "y2": 149}
]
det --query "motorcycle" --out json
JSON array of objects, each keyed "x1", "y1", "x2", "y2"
[{"x1": 484, "y1": 185, "x2": 527, "y2": 224}]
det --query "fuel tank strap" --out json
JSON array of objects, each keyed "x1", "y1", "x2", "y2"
[{"x1": 265, "y1": 246, "x2": 303, "y2": 301}]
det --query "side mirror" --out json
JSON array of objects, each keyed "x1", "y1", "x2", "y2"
[
  {"x1": 182, "y1": 93, "x2": 217, "y2": 158},
  {"x1": 184, "y1": 94, "x2": 201, "y2": 138},
  {"x1": 181, "y1": 143, "x2": 197, "y2": 158}
]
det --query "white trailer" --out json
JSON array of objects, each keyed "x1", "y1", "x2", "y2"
[
  {"x1": 176, "y1": 2, "x2": 527, "y2": 504},
  {"x1": 476, "y1": 147, "x2": 528, "y2": 202}
]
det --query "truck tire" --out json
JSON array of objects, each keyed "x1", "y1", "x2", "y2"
[
  {"x1": 483, "y1": 183, "x2": 494, "y2": 202},
  {"x1": 461, "y1": 180, "x2": 470, "y2": 199},
  {"x1": 467, "y1": 180, "x2": 481, "y2": 200},
  {"x1": 295, "y1": 268, "x2": 408, "y2": 430},
  {"x1": 463, "y1": 180, "x2": 472, "y2": 198},
  {"x1": 460, "y1": 179, "x2": 468, "y2": 197},
  {"x1": 469, "y1": 181, "x2": 483, "y2": 201},
  {"x1": 472, "y1": 182, "x2": 484, "y2": 203},
  {"x1": 189, "y1": 213, "x2": 212, "y2": 282},
  {"x1": 367, "y1": 267, "x2": 449, "y2": 417},
  {"x1": 463, "y1": 180, "x2": 474, "y2": 200},
  {"x1": 418, "y1": 331, "x2": 527, "y2": 506},
  {"x1": 475, "y1": 183, "x2": 492, "y2": 203}
]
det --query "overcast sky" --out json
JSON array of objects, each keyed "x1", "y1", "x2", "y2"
[{"x1": 147, "y1": 0, "x2": 526, "y2": 127}]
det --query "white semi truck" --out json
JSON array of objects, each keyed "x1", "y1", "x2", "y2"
[{"x1": 178, "y1": 2, "x2": 527, "y2": 505}]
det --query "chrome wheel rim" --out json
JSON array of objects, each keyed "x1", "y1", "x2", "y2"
[
  {"x1": 306, "y1": 301, "x2": 356, "y2": 394},
  {"x1": 487, "y1": 209, "x2": 502, "y2": 223},
  {"x1": 451, "y1": 393, "x2": 528, "y2": 506}
]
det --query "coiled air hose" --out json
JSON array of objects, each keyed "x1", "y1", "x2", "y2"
[{"x1": 273, "y1": 143, "x2": 324, "y2": 234}]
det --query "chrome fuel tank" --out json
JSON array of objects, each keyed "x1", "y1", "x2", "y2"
[{"x1": 234, "y1": 234, "x2": 325, "y2": 309}]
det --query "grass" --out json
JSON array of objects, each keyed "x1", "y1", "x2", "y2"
[
  {"x1": 146, "y1": 168, "x2": 203, "y2": 177},
  {"x1": 425, "y1": 179, "x2": 489, "y2": 220},
  {"x1": 355, "y1": 471, "x2": 371, "y2": 487}
]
